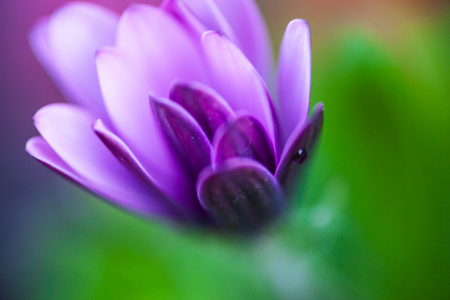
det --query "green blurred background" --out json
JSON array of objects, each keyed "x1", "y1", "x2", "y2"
[{"x1": 0, "y1": 0, "x2": 448, "y2": 299}]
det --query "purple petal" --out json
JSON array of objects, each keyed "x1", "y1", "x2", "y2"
[
  {"x1": 30, "y1": 3, "x2": 119, "y2": 117},
  {"x1": 277, "y1": 19, "x2": 311, "y2": 144},
  {"x1": 197, "y1": 158, "x2": 284, "y2": 232},
  {"x1": 213, "y1": 115, "x2": 276, "y2": 173},
  {"x1": 26, "y1": 136, "x2": 85, "y2": 185},
  {"x1": 169, "y1": 81, "x2": 234, "y2": 141},
  {"x1": 176, "y1": 0, "x2": 239, "y2": 45},
  {"x1": 92, "y1": 119, "x2": 159, "y2": 186},
  {"x1": 114, "y1": 4, "x2": 207, "y2": 88},
  {"x1": 183, "y1": 0, "x2": 273, "y2": 80},
  {"x1": 96, "y1": 5, "x2": 208, "y2": 192},
  {"x1": 161, "y1": 0, "x2": 209, "y2": 36},
  {"x1": 275, "y1": 103, "x2": 324, "y2": 189},
  {"x1": 93, "y1": 119, "x2": 205, "y2": 221},
  {"x1": 26, "y1": 136, "x2": 180, "y2": 221},
  {"x1": 32, "y1": 104, "x2": 183, "y2": 216},
  {"x1": 150, "y1": 96, "x2": 212, "y2": 177},
  {"x1": 202, "y1": 31, "x2": 279, "y2": 153}
]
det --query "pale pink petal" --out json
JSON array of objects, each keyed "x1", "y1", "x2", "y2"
[
  {"x1": 30, "y1": 2, "x2": 119, "y2": 116},
  {"x1": 277, "y1": 19, "x2": 311, "y2": 144}
]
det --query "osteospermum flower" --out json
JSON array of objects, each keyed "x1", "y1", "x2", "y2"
[{"x1": 26, "y1": 0, "x2": 324, "y2": 233}]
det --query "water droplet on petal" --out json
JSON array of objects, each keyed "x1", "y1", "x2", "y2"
[{"x1": 292, "y1": 148, "x2": 308, "y2": 164}]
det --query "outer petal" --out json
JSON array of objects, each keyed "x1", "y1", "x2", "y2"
[
  {"x1": 96, "y1": 5, "x2": 208, "y2": 192},
  {"x1": 182, "y1": 0, "x2": 273, "y2": 80},
  {"x1": 26, "y1": 136, "x2": 180, "y2": 221},
  {"x1": 277, "y1": 19, "x2": 312, "y2": 144},
  {"x1": 30, "y1": 2, "x2": 119, "y2": 116},
  {"x1": 169, "y1": 81, "x2": 234, "y2": 141},
  {"x1": 26, "y1": 136, "x2": 85, "y2": 186},
  {"x1": 93, "y1": 119, "x2": 204, "y2": 221},
  {"x1": 275, "y1": 103, "x2": 324, "y2": 190},
  {"x1": 197, "y1": 158, "x2": 284, "y2": 232},
  {"x1": 115, "y1": 4, "x2": 207, "y2": 89},
  {"x1": 202, "y1": 31, "x2": 279, "y2": 154},
  {"x1": 213, "y1": 114, "x2": 276, "y2": 173}
]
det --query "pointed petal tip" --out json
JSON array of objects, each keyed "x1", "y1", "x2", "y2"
[
  {"x1": 91, "y1": 118, "x2": 110, "y2": 137},
  {"x1": 275, "y1": 102, "x2": 324, "y2": 189},
  {"x1": 92, "y1": 118, "x2": 103, "y2": 129},
  {"x1": 95, "y1": 46, "x2": 119, "y2": 64},
  {"x1": 122, "y1": 3, "x2": 146, "y2": 15},
  {"x1": 148, "y1": 93, "x2": 165, "y2": 111},
  {"x1": 201, "y1": 30, "x2": 223, "y2": 41},
  {"x1": 168, "y1": 80, "x2": 204, "y2": 96},
  {"x1": 311, "y1": 102, "x2": 325, "y2": 120},
  {"x1": 316, "y1": 102, "x2": 325, "y2": 111},
  {"x1": 29, "y1": 16, "x2": 49, "y2": 44},
  {"x1": 288, "y1": 18, "x2": 310, "y2": 28},
  {"x1": 32, "y1": 103, "x2": 65, "y2": 125},
  {"x1": 212, "y1": 114, "x2": 276, "y2": 173},
  {"x1": 25, "y1": 136, "x2": 42, "y2": 154},
  {"x1": 168, "y1": 80, "x2": 227, "y2": 104},
  {"x1": 94, "y1": 46, "x2": 111, "y2": 59}
]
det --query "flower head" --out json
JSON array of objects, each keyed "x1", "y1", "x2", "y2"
[{"x1": 26, "y1": 0, "x2": 324, "y2": 233}]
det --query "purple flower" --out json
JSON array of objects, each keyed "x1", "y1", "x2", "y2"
[{"x1": 26, "y1": 0, "x2": 323, "y2": 233}]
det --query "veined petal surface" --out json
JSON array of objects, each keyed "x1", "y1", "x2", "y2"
[{"x1": 197, "y1": 158, "x2": 284, "y2": 232}]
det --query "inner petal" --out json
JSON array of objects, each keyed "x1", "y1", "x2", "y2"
[
  {"x1": 150, "y1": 95, "x2": 212, "y2": 178},
  {"x1": 275, "y1": 103, "x2": 324, "y2": 190},
  {"x1": 197, "y1": 158, "x2": 284, "y2": 233},
  {"x1": 169, "y1": 81, "x2": 234, "y2": 141},
  {"x1": 212, "y1": 114, "x2": 276, "y2": 173}
]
